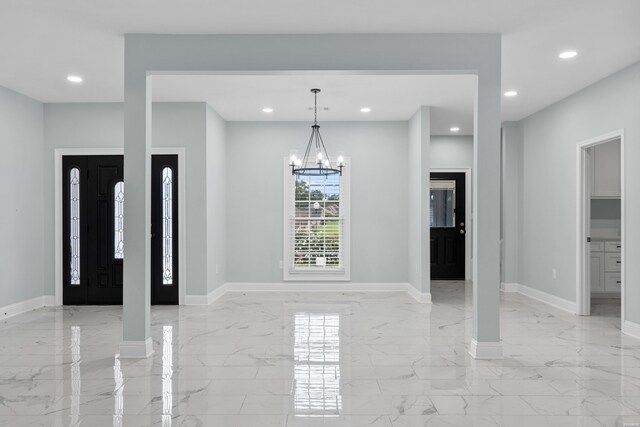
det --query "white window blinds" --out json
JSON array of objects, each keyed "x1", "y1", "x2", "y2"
[{"x1": 284, "y1": 158, "x2": 350, "y2": 281}]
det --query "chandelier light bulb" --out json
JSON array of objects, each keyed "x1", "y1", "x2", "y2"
[{"x1": 337, "y1": 155, "x2": 344, "y2": 166}]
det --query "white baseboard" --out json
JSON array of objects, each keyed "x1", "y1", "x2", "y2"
[
  {"x1": 119, "y1": 338, "x2": 154, "y2": 358},
  {"x1": 43, "y1": 295, "x2": 56, "y2": 306},
  {"x1": 1, "y1": 296, "x2": 47, "y2": 319},
  {"x1": 183, "y1": 294, "x2": 210, "y2": 305},
  {"x1": 185, "y1": 282, "x2": 431, "y2": 305},
  {"x1": 500, "y1": 282, "x2": 520, "y2": 292},
  {"x1": 623, "y1": 320, "x2": 640, "y2": 340},
  {"x1": 500, "y1": 282, "x2": 577, "y2": 314},
  {"x1": 468, "y1": 339, "x2": 503, "y2": 359}
]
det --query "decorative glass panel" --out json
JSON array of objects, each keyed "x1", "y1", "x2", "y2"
[
  {"x1": 292, "y1": 173, "x2": 341, "y2": 270},
  {"x1": 430, "y1": 180, "x2": 456, "y2": 228},
  {"x1": 162, "y1": 168, "x2": 173, "y2": 285},
  {"x1": 114, "y1": 181, "x2": 124, "y2": 259},
  {"x1": 70, "y1": 168, "x2": 81, "y2": 285}
]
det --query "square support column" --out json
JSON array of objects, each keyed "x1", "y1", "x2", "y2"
[
  {"x1": 470, "y1": 71, "x2": 503, "y2": 359},
  {"x1": 120, "y1": 65, "x2": 153, "y2": 358}
]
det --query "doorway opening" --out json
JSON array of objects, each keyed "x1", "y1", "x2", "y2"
[
  {"x1": 60, "y1": 154, "x2": 180, "y2": 305},
  {"x1": 429, "y1": 169, "x2": 472, "y2": 282},
  {"x1": 576, "y1": 130, "x2": 625, "y2": 327}
]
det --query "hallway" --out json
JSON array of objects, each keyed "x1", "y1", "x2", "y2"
[{"x1": 1, "y1": 283, "x2": 639, "y2": 426}]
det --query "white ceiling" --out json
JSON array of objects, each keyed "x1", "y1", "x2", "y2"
[
  {"x1": 152, "y1": 75, "x2": 476, "y2": 135},
  {"x1": 1, "y1": 0, "x2": 639, "y2": 126}
]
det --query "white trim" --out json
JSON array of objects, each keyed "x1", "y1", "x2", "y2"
[
  {"x1": 468, "y1": 339, "x2": 503, "y2": 360},
  {"x1": 43, "y1": 295, "x2": 56, "y2": 306},
  {"x1": 500, "y1": 282, "x2": 520, "y2": 292},
  {"x1": 185, "y1": 282, "x2": 431, "y2": 305},
  {"x1": 623, "y1": 320, "x2": 640, "y2": 341},
  {"x1": 575, "y1": 130, "x2": 625, "y2": 328},
  {"x1": 0, "y1": 296, "x2": 46, "y2": 319},
  {"x1": 119, "y1": 338, "x2": 154, "y2": 358},
  {"x1": 512, "y1": 283, "x2": 577, "y2": 314},
  {"x1": 430, "y1": 167, "x2": 473, "y2": 281},
  {"x1": 54, "y1": 147, "x2": 186, "y2": 306},
  {"x1": 283, "y1": 157, "x2": 351, "y2": 281}
]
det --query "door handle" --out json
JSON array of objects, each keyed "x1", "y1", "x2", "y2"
[{"x1": 460, "y1": 229, "x2": 465, "y2": 235}]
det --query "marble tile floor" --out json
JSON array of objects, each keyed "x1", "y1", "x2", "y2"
[{"x1": 1, "y1": 281, "x2": 640, "y2": 426}]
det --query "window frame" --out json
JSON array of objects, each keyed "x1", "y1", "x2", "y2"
[{"x1": 283, "y1": 157, "x2": 351, "y2": 281}]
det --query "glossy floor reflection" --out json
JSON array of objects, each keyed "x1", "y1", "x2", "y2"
[{"x1": 1, "y1": 282, "x2": 640, "y2": 426}]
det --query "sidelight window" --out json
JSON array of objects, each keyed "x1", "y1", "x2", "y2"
[
  {"x1": 114, "y1": 181, "x2": 124, "y2": 259},
  {"x1": 162, "y1": 168, "x2": 173, "y2": 285},
  {"x1": 70, "y1": 168, "x2": 81, "y2": 285}
]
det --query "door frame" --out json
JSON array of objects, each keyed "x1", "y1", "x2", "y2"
[
  {"x1": 54, "y1": 147, "x2": 186, "y2": 306},
  {"x1": 430, "y1": 167, "x2": 472, "y2": 281},
  {"x1": 576, "y1": 129, "x2": 625, "y2": 326}
]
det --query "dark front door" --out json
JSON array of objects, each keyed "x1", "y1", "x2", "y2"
[
  {"x1": 63, "y1": 154, "x2": 179, "y2": 305},
  {"x1": 151, "y1": 155, "x2": 179, "y2": 305},
  {"x1": 430, "y1": 172, "x2": 466, "y2": 279},
  {"x1": 63, "y1": 155, "x2": 124, "y2": 304}
]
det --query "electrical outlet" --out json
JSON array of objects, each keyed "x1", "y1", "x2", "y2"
[
  {"x1": 279, "y1": 260, "x2": 283, "y2": 269},
  {"x1": 552, "y1": 268, "x2": 557, "y2": 279}
]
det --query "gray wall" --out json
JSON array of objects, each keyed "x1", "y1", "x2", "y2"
[
  {"x1": 431, "y1": 135, "x2": 473, "y2": 169},
  {"x1": 0, "y1": 87, "x2": 44, "y2": 308},
  {"x1": 515, "y1": 61, "x2": 639, "y2": 322},
  {"x1": 152, "y1": 103, "x2": 208, "y2": 295},
  {"x1": 226, "y1": 121, "x2": 408, "y2": 283},
  {"x1": 42, "y1": 102, "x2": 210, "y2": 297},
  {"x1": 501, "y1": 123, "x2": 523, "y2": 285},
  {"x1": 206, "y1": 106, "x2": 227, "y2": 293}
]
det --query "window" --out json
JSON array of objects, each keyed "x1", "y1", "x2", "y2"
[
  {"x1": 69, "y1": 168, "x2": 81, "y2": 285},
  {"x1": 114, "y1": 181, "x2": 124, "y2": 259},
  {"x1": 162, "y1": 167, "x2": 173, "y2": 285},
  {"x1": 284, "y1": 158, "x2": 350, "y2": 281},
  {"x1": 430, "y1": 179, "x2": 456, "y2": 228}
]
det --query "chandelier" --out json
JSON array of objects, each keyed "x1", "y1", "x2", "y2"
[{"x1": 290, "y1": 88, "x2": 345, "y2": 176}]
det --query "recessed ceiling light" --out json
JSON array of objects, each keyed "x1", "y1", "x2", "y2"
[
  {"x1": 450, "y1": 127, "x2": 460, "y2": 132},
  {"x1": 504, "y1": 90, "x2": 518, "y2": 97},
  {"x1": 360, "y1": 107, "x2": 371, "y2": 113},
  {"x1": 67, "y1": 75, "x2": 83, "y2": 83},
  {"x1": 262, "y1": 107, "x2": 273, "y2": 113},
  {"x1": 559, "y1": 50, "x2": 578, "y2": 59}
]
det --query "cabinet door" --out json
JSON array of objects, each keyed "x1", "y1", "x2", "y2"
[
  {"x1": 604, "y1": 272, "x2": 622, "y2": 292},
  {"x1": 592, "y1": 141, "x2": 620, "y2": 198},
  {"x1": 590, "y1": 253, "x2": 605, "y2": 292}
]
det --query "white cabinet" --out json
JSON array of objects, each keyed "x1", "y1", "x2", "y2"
[
  {"x1": 590, "y1": 141, "x2": 620, "y2": 198},
  {"x1": 591, "y1": 239, "x2": 621, "y2": 294}
]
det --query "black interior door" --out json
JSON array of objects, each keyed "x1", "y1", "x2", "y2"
[
  {"x1": 151, "y1": 155, "x2": 179, "y2": 305},
  {"x1": 63, "y1": 155, "x2": 124, "y2": 304},
  {"x1": 430, "y1": 172, "x2": 466, "y2": 279}
]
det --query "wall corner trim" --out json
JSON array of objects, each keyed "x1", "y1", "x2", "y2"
[
  {"x1": 186, "y1": 282, "x2": 431, "y2": 305},
  {"x1": 623, "y1": 320, "x2": 640, "y2": 341},
  {"x1": 119, "y1": 338, "x2": 154, "y2": 359},
  {"x1": 468, "y1": 339, "x2": 503, "y2": 359}
]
